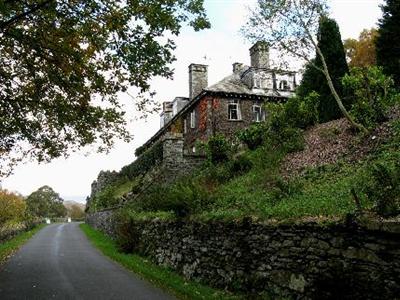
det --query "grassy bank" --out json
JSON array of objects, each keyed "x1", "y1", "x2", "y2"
[
  {"x1": 0, "y1": 224, "x2": 46, "y2": 265},
  {"x1": 80, "y1": 223, "x2": 240, "y2": 300}
]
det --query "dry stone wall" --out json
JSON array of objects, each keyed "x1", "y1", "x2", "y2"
[{"x1": 86, "y1": 211, "x2": 400, "y2": 299}]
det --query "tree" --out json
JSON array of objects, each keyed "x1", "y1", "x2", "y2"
[
  {"x1": 344, "y1": 28, "x2": 378, "y2": 68},
  {"x1": 0, "y1": 0, "x2": 210, "y2": 177},
  {"x1": 243, "y1": 0, "x2": 367, "y2": 132},
  {"x1": 376, "y1": 0, "x2": 400, "y2": 86},
  {"x1": 0, "y1": 189, "x2": 26, "y2": 225},
  {"x1": 67, "y1": 204, "x2": 85, "y2": 219},
  {"x1": 26, "y1": 185, "x2": 67, "y2": 218},
  {"x1": 297, "y1": 16, "x2": 349, "y2": 122}
]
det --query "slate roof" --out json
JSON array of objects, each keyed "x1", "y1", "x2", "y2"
[
  {"x1": 139, "y1": 66, "x2": 295, "y2": 151},
  {"x1": 204, "y1": 66, "x2": 294, "y2": 98}
]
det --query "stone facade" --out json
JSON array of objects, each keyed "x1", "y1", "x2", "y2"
[
  {"x1": 138, "y1": 41, "x2": 297, "y2": 157},
  {"x1": 184, "y1": 96, "x2": 267, "y2": 151},
  {"x1": 87, "y1": 211, "x2": 400, "y2": 299}
]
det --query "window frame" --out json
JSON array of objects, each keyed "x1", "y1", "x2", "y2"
[
  {"x1": 252, "y1": 104, "x2": 263, "y2": 122},
  {"x1": 228, "y1": 100, "x2": 242, "y2": 121},
  {"x1": 190, "y1": 110, "x2": 196, "y2": 128}
]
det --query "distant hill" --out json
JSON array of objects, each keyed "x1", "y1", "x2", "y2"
[{"x1": 64, "y1": 200, "x2": 85, "y2": 211}]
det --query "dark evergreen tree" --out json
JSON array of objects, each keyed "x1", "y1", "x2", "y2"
[
  {"x1": 376, "y1": 0, "x2": 400, "y2": 86},
  {"x1": 297, "y1": 16, "x2": 349, "y2": 122}
]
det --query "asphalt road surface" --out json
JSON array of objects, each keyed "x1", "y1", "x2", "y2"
[{"x1": 0, "y1": 223, "x2": 175, "y2": 300}]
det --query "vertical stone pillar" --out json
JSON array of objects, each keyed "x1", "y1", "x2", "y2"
[{"x1": 162, "y1": 133, "x2": 184, "y2": 172}]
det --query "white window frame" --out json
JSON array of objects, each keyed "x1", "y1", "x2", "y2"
[
  {"x1": 183, "y1": 119, "x2": 187, "y2": 134},
  {"x1": 228, "y1": 100, "x2": 241, "y2": 121},
  {"x1": 279, "y1": 80, "x2": 289, "y2": 90},
  {"x1": 252, "y1": 105, "x2": 263, "y2": 122},
  {"x1": 190, "y1": 110, "x2": 196, "y2": 128}
]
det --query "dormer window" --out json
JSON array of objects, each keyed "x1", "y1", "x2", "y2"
[
  {"x1": 228, "y1": 100, "x2": 241, "y2": 120},
  {"x1": 254, "y1": 78, "x2": 263, "y2": 89},
  {"x1": 279, "y1": 80, "x2": 289, "y2": 90}
]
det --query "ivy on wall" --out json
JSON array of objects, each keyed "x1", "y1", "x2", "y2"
[
  {"x1": 199, "y1": 98, "x2": 208, "y2": 131},
  {"x1": 120, "y1": 142, "x2": 164, "y2": 180}
]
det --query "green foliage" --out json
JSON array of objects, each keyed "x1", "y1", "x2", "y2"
[
  {"x1": 297, "y1": 16, "x2": 350, "y2": 122},
  {"x1": 284, "y1": 93, "x2": 320, "y2": 129},
  {"x1": 91, "y1": 187, "x2": 118, "y2": 210},
  {"x1": 138, "y1": 178, "x2": 214, "y2": 218},
  {"x1": 114, "y1": 210, "x2": 140, "y2": 253},
  {"x1": 266, "y1": 103, "x2": 305, "y2": 153},
  {"x1": 356, "y1": 160, "x2": 400, "y2": 217},
  {"x1": 0, "y1": 190, "x2": 26, "y2": 226},
  {"x1": 376, "y1": 0, "x2": 400, "y2": 86},
  {"x1": 0, "y1": 224, "x2": 45, "y2": 264},
  {"x1": 120, "y1": 142, "x2": 163, "y2": 180},
  {"x1": 228, "y1": 154, "x2": 253, "y2": 176},
  {"x1": 236, "y1": 123, "x2": 267, "y2": 150},
  {"x1": 342, "y1": 66, "x2": 398, "y2": 129},
  {"x1": 68, "y1": 205, "x2": 85, "y2": 220},
  {"x1": 0, "y1": 1, "x2": 210, "y2": 173},
  {"x1": 80, "y1": 224, "x2": 239, "y2": 300},
  {"x1": 26, "y1": 186, "x2": 67, "y2": 218},
  {"x1": 206, "y1": 134, "x2": 231, "y2": 165}
]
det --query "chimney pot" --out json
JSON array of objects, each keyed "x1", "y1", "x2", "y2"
[{"x1": 232, "y1": 62, "x2": 244, "y2": 73}]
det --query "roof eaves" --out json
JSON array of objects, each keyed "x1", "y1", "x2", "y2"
[{"x1": 139, "y1": 90, "x2": 208, "y2": 151}]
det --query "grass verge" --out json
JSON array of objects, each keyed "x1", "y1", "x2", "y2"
[
  {"x1": 0, "y1": 224, "x2": 46, "y2": 265},
  {"x1": 79, "y1": 223, "x2": 241, "y2": 300}
]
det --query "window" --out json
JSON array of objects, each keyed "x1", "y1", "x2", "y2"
[
  {"x1": 253, "y1": 105, "x2": 263, "y2": 122},
  {"x1": 184, "y1": 119, "x2": 187, "y2": 134},
  {"x1": 254, "y1": 78, "x2": 262, "y2": 88},
  {"x1": 190, "y1": 110, "x2": 196, "y2": 128},
  {"x1": 228, "y1": 100, "x2": 241, "y2": 120},
  {"x1": 279, "y1": 80, "x2": 289, "y2": 90}
]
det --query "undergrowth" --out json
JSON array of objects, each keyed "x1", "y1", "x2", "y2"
[{"x1": 0, "y1": 224, "x2": 45, "y2": 265}]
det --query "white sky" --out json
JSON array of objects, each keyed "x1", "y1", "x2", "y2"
[{"x1": 1, "y1": 0, "x2": 384, "y2": 203}]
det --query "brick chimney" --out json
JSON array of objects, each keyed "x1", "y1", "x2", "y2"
[
  {"x1": 189, "y1": 64, "x2": 208, "y2": 100},
  {"x1": 250, "y1": 41, "x2": 270, "y2": 68}
]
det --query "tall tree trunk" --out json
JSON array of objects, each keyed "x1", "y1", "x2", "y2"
[{"x1": 315, "y1": 45, "x2": 368, "y2": 133}]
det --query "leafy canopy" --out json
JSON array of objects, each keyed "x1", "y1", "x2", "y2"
[
  {"x1": 376, "y1": 0, "x2": 400, "y2": 86},
  {"x1": 25, "y1": 185, "x2": 67, "y2": 218},
  {"x1": 298, "y1": 16, "x2": 349, "y2": 122},
  {"x1": 0, "y1": 189, "x2": 26, "y2": 225},
  {"x1": 344, "y1": 28, "x2": 378, "y2": 68},
  {"x1": 0, "y1": 0, "x2": 210, "y2": 176}
]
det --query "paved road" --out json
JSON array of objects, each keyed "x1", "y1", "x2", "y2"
[{"x1": 0, "y1": 223, "x2": 175, "y2": 300}]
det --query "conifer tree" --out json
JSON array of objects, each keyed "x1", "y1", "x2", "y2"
[
  {"x1": 376, "y1": 0, "x2": 400, "y2": 86},
  {"x1": 298, "y1": 16, "x2": 349, "y2": 122}
]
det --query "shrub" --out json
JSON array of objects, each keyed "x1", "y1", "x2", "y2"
[
  {"x1": 114, "y1": 210, "x2": 140, "y2": 253},
  {"x1": 138, "y1": 179, "x2": 214, "y2": 218},
  {"x1": 236, "y1": 122, "x2": 267, "y2": 150},
  {"x1": 206, "y1": 134, "x2": 231, "y2": 164},
  {"x1": 285, "y1": 92, "x2": 320, "y2": 129},
  {"x1": 342, "y1": 66, "x2": 398, "y2": 129},
  {"x1": 265, "y1": 103, "x2": 305, "y2": 153},
  {"x1": 355, "y1": 160, "x2": 400, "y2": 217},
  {"x1": 228, "y1": 154, "x2": 253, "y2": 175}
]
